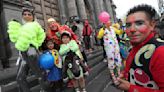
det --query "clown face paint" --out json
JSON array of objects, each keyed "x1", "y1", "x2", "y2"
[
  {"x1": 49, "y1": 23, "x2": 58, "y2": 31},
  {"x1": 125, "y1": 11, "x2": 155, "y2": 46},
  {"x1": 105, "y1": 21, "x2": 112, "y2": 29}
]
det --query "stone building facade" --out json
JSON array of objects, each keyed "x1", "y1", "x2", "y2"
[{"x1": 58, "y1": 0, "x2": 117, "y2": 29}]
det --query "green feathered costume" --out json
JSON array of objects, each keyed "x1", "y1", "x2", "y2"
[
  {"x1": 7, "y1": 21, "x2": 45, "y2": 51},
  {"x1": 59, "y1": 40, "x2": 83, "y2": 61}
]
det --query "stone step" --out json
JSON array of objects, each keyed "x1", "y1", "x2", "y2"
[
  {"x1": 86, "y1": 68, "x2": 111, "y2": 92},
  {"x1": 87, "y1": 50, "x2": 103, "y2": 61},
  {"x1": 85, "y1": 47, "x2": 102, "y2": 56},
  {"x1": 0, "y1": 67, "x2": 18, "y2": 85},
  {"x1": 1, "y1": 75, "x2": 38, "y2": 92},
  {"x1": 87, "y1": 55, "x2": 104, "y2": 68},
  {"x1": 86, "y1": 62, "x2": 107, "y2": 84},
  {"x1": 102, "y1": 81, "x2": 122, "y2": 92}
]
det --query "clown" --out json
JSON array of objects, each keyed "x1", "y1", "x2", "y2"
[
  {"x1": 7, "y1": 7, "x2": 46, "y2": 92},
  {"x1": 98, "y1": 11, "x2": 122, "y2": 86},
  {"x1": 46, "y1": 18, "x2": 61, "y2": 50},
  {"x1": 117, "y1": 4, "x2": 164, "y2": 92}
]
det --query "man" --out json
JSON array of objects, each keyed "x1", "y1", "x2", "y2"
[
  {"x1": 71, "y1": 17, "x2": 83, "y2": 43},
  {"x1": 117, "y1": 4, "x2": 164, "y2": 92},
  {"x1": 8, "y1": 6, "x2": 46, "y2": 92}
]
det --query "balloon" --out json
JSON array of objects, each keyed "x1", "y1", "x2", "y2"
[
  {"x1": 98, "y1": 11, "x2": 110, "y2": 23},
  {"x1": 39, "y1": 52, "x2": 54, "y2": 70}
]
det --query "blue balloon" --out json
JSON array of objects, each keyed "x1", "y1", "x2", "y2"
[{"x1": 39, "y1": 52, "x2": 55, "y2": 70}]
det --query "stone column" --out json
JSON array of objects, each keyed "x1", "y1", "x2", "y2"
[
  {"x1": 58, "y1": 0, "x2": 67, "y2": 24},
  {"x1": 99, "y1": 0, "x2": 105, "y2": 12},
  {"x1": 93, "y1": 0, "x2": 103, "y2": 25},
  {"x1": 66, "y1": 0, "x2": 78, "y2": 17},
  {"x1": 76, "y1": 0, "x2": 87, "y2": 20},
  {"x1": 104, "y1": 0, "x2": 114, "y2": 22}
]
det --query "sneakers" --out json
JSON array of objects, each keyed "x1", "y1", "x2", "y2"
[
  {"x1": 103, "y1": 59, "x2": 107, "y2": 62},
  {"x1": 82, "y1": 88, "x2": 87, "y2": 92},
  {"x1": 75, "y1": 88, "x2": 80, "y2": 92},
  {"x1": 63, "y1": 77, "x2": 68, "y2": 83},
  {"x1": 75, "y1": 88, "x2": 87, "y2": 92},
  {"x1": 84, "y1": 71, "x2": 89, "y2": 76}
]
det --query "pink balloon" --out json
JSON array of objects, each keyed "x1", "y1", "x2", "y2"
[{"x1": 98, "y1": 11, "x2": 110, "y2": 23}]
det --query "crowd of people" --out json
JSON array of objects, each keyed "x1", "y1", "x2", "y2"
[
  {"x1": 7, "y1": 4, "x2": 93, "y2": 92},
  {"x1": 4, "y1": 2, "x2": 164, "y2": 92}
]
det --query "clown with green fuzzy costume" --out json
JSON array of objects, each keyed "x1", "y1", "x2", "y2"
[{"x1": 7, "y1": 6, "x2": 46, "y2": 92}]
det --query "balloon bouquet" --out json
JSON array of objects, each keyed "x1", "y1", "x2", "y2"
[{"x1": 98, "y1": 11, "x2": 122, "y2": 86}]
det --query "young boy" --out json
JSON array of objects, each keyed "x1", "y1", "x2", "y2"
[
  {"x1": 42, "y1": 39, "x2": 63, "y2": 92},
  {"x1": 59, "y1": 31, "x2": 87, "y2": 92}
]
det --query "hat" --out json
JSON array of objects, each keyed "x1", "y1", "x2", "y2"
[
  {"x1": 47, "y1": 18, "x2": 56, "y2": 23},
  {"x1": 22, "y1": 1, "x2": 35, "y2": 15},
  {"x1": 61, "y1": 31, "x2": 71, "y2": 39},
  {"x1": 61, "y1": 31, "x2": 71, "y2": 36}
]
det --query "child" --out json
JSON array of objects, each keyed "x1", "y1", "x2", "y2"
[
  {"x1": 59, "y1": 31, "x2": 87, "y2": 92},
  {"x1": 42, "y1": 39, "x2": 63, "y2": 92}
]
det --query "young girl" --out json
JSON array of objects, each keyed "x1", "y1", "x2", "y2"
[
  {"x1": 59, "y1": 31, "x2": 87, "y2": 92},
  {"x1": 41, "y1": 39, "x2": 63, "y2": 92}
]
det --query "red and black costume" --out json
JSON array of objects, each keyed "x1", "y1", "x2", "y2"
[{"x1": 124, "y1": 33, "x2": 164, "y2": 92}]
